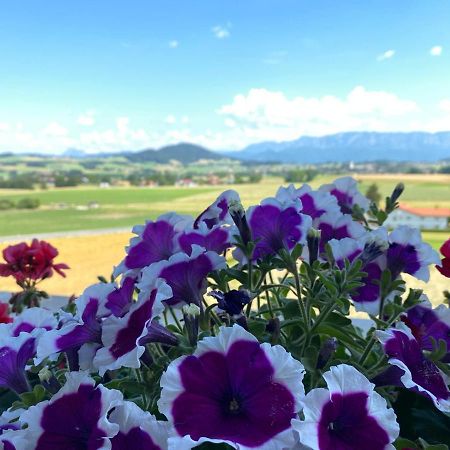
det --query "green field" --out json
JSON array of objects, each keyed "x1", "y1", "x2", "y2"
[{"x1": 0, "y1": 175, "x2": 449, "y2": 247}]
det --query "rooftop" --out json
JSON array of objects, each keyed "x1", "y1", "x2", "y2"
[{"x1": 399, "y1": 204, "x2": 450, "y2": 218}]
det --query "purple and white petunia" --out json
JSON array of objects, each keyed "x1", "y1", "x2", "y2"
[
  {"x1": 109, "y1": 401, "x2": 169, "y2": 450},
  {"x1": 243, "y1": 197, "x2": 312, "y2": 262},
  {"x1": 328, "y1": 236, "x2": 387, "y2": 315},
  {"x1": 93, "y1": 278, "x2": 171, "y2": 375},
  {"x1": 194, "y1": 189, "x2": 241, "y2": 229},
  {"x1": 20, "y1": 371, "x2": 122, "y2": 450},
  {"x1": 9, "y1": 307, "x2": 57, "y2": 336},
  {"x1": 316, "y1": 212, "x2": 366, "y2": 254},
  {"x1": 276, "y1": 184, "x2": 341, "y2": 221},
  {"x1": 114, "y1": 213, "x2": 192, "y2": 277},
  {"x1": 402, "y1": 297, "x2": 450, "y2": 362},
  {"x1": 138, "y1": 245, "x2": 226, "y2": 308},
  {"x1": 36, "y1": 283, "x2": 117, "y2": 369},
  {"x1": 386, "y1": 226, "x2": 440, "y2": 281},
  {"x1": 0, "y1": 327, "x2": 39, "y2": 394},
  {"x1": 0, "y1": 429, "x2": 28, "y2": 450},
  {"x1": 319, "y1": 176, "x2": 370, "y2": 214},
  {"x1": 292, "y1": 364, "x2": 399, "y2": 450},
  {"x1": 328, "y1": 237, "x2": 364, "y2": 269},
  {"x1": 158, "y1": 324, "x2": 305, "y2": 449},
  {"x1": 104, "y1": 276, "x2": 136, "y2": 318},
  {"x1": 177, "y1": 222, "x2": 232, "y2": 256},
  {"x1": 376, "y1": 323, "x2": 450, "y2": 412}
]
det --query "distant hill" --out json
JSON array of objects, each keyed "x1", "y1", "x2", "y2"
[
  {"x1": 126, "y1": 143, "x2": 225, "y2": 164},
  {"x1": 227, "y1": 132, "x2": 450, "y2": 163}
]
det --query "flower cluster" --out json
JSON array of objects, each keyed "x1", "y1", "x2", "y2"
[
  {"x1": 0, "y1": 177, "x2": 448, "y2": 450},
  {"x1": 0, "y1": 239, "x2": 69, "y2": 284}
]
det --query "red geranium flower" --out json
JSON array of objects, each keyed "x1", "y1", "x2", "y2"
[
  {"x1": 436, "y1": 238, "x2": 450, "y2": 278},
  {"x1": 0, "y1": 239, "x2": 69, "y2": 284},
  {"x1": 0, "y1": 303, "x2": 13, "y2": 324}
]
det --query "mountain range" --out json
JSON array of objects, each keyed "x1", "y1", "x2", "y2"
[
  {"x1": 15, "y1": 131, "x2": 450, "y2": 164},
  {"x1": 227, "y1": 132, "x2": 450, "y2": 163}
]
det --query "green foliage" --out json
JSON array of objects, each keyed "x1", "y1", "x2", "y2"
[
  {"x1": 16, "y1": 197, "x2": 40, "y2": 209},
  {"x1": 0, "y1": 198, "x2": 15, "y2": 210},
  {"x1": 284, "y1": 168, "x2": 318, "y2": 183},
  {"x1": 365, "y1": 182, "x2": 382, "y2": 205}
]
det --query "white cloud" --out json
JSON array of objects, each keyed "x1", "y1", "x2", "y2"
[
  {"x1": 3, "y1": 89, "x2": 450, "y2": 154},
  {"x1": 169, "y1": 40, "x2": 179, "y2": 49},
  {"x1": 430, "y1": 46, "x2": 443, "y2": 56},
  {"x1": 217, "y1": 86, "x2": 420, "y2": 146},
  {"x1": 165, "y1": 114, "x2": 177, "y2": 124},
  {"x1": 0, "y1": 122, "x2": 10, "y2": 132},
  {"x1": 377, "y1": 49, "x2": 395, "y2": 61},
  {"x1": 42, "y1": 122, "x2": 68, "y2": 137},
  {"x1": 77, "y1": 111, "x2": 95, "y2": 126},
  {"x1": 212, "y1": 24, "x2": 231, "y2": 39}
]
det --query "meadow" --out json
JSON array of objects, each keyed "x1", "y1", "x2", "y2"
[{"x1": 0, "y1": 173, "x2": 448, "y2": 299}]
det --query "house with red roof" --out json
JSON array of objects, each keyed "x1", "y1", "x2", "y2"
[{"x1": 384, "y1": 204, "x2": 450, "y2": 230}]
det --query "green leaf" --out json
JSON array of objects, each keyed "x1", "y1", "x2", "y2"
[
  {"x1": 302, "y1": 345, "x2": 319, "y2": 371},
  {"x1": 322, "y1": 312, "x2": 352, "y2": 328},
  {"x1": 283, "y1": 299, "x2": 301, "y2": 320},
  {"x1": 247, "y1": 320, "x2": 266, "y2": 338},
  {"x1": 19, "y1": 384, "x2": 47, "y2": 407},
  {"x1": 394, "y1": 389, "x2": 450, "y2": 445},
  {"x1": 394, "y1": 438, "x2": 418, "y2": 449}
]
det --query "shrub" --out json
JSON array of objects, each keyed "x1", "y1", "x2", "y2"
[{"x1": 16, "y1": 197, "x2": 40, "y2": 209}]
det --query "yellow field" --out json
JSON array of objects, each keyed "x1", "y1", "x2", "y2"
[{"x1": 0, "y1": 231, "x2": 448, "y2": 309}]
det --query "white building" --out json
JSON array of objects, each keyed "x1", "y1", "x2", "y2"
[{"x1": 384, "y1": 204, "x2": 450, "y2": 230}]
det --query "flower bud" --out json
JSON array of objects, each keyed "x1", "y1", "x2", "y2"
[
  {"x1": 317, "y1": 337, "x2": 338, "y2": 369},
  {"x1": 390, "y1": 183, "x2": 405, "y2": 204},
  {"x1": 38, "y1": 367, "x2": 52, "y2": 383},
  {"x1": 182, "y1": 303, "x2": 201, "y2": 318},
  {"x1": 307, "y1": 228, "x2": 321, "y2": 264},
  {"x1": 229, "y1": 201, "x2": 252, "y2": 246}
]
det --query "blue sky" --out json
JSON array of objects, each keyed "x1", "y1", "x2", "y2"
[{"x1": 1, "y1": 0, "x2": 450, "y2": 153}]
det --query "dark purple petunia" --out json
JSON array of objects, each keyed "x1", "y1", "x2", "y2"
[
  {"x1": 20, "y1": 372, "x2": 122, "y2": 449},
  {"x1": 402, "y1": 299, "x2": 450, "y2": 362},
  {"x1": 138, "y1": 245, "x2": 226, "y2": 307},
  {"x1": 376, "y1": 324, "x2": 450, "y2": 412},
  {"x1": 293, "y1": 364, "x2": 399, "y2": 450},
  {"x1": 316, "y1": 212, "x2": 365, "y2": 254},
  {"x1": 210, "y1": 289, "x2": 251, "y2": 316},
  {"x1": 114, "y1": 213, "x2": 192, "y2": 276},
  {"x1": 194, "y1": 190, "x2": 240, "y2": 229},
  {"x1": 319, "y1": 176, "x2": 370, "y2": 214},
  {"x1": 178, "y1": 223, "x2": 232, "y2": 256},
  {"x1": 386, "y1": 226, "x2": 440, "y2": 282},
  {"x1": 245, "y1": 198, "x2": 312, "y2": 261},
  {"x1": 158, "y1": 325, "x2": 305, "y2": 449},
  {"x1": 109, "y1": 401, "x2": 169, "y2": 450}
]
